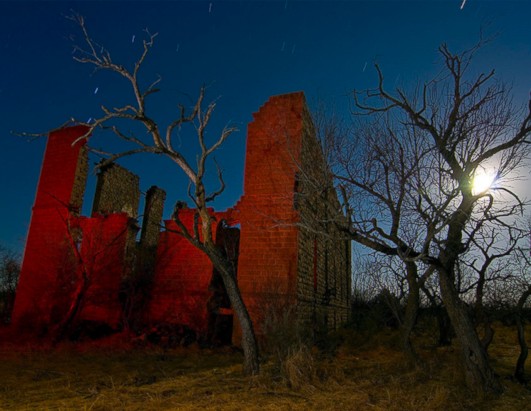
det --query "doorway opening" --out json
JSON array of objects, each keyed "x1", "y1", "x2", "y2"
[{"x1": 206, "y1": 220, "x2": 240, "y2": 346}]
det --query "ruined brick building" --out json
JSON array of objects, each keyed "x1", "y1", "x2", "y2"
[{"x1": 11, "y1": 92, "x2": 351, "y2": 344}]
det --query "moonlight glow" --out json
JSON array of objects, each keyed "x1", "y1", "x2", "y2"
[{"x1": 472, "y1": 170, "x2": 497, "y2": 195}]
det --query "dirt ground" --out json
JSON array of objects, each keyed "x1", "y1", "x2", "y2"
[{"x1": 0, "y1": 326, "x2": 529, "y2": 410}]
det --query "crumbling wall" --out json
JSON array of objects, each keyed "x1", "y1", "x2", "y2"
[
  {"x1": 12, "y1": 126, "x2": 139, "y2": 336},
  {"x1": 236, "y1": 92, "x2": 351, "y2": 342},
  {"x1": 92, "y1": 163, "x2": 140, "y2": 218},
  {"x1": 125, "y1": 186, "x2": 166, "y2": 328},
  {"x1": 92, "y1": 162, "x2": 140, "y2": 274},
  {"x1": 11, "y1": 125, "x2": 89, "y2": 333},
  {"x1": 12, "y1": 92, "x2": 350, "y2": 344},
  {"x1": 140, "y1": 186, "x2": 166, "y2": 250},
  {"x1": 74, "y1": 213, "x2": 131, "y2": 329},
  {"x1": 235, "y1": 93, "x2": 305, "y2": 340},
  {"x1": 71, "y1": 145, "x2": 89, "y2": 215},
  {"x1": 146, "y1": 209, "x2": 234, "y2": 335},
  {"x1": 296, "y1": 104, "x2": 351, "y2": 332}
]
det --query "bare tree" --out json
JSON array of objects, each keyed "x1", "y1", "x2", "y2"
[
  {"x1": 50, "y1": 214, "x2": 132, "y2": 342},
  {"x1": 67, "y1": 15, "x2": 259, "y2": 375},
  {"x1": 313, "y1": 100, "x2": 438, "y2": 364},
  {"x1": 419, "y1": 276, "x2": 455, "y2": 347},
  {"x1": 329, "y1": 41, "x2": 531, "y2": 394},
  {"x1": 465, "y1": 224, "x2": 524, "y2": 351},
  {"x1": 514, "y1": 281, "x2": 531, "y2": 384},
  {"x1": 508, "y1": 221, "x2": 531, "y2": 384},
  {"x1": 0, "y1": 245, "x2": 20, "y2": 324}
]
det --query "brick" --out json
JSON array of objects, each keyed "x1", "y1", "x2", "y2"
[{"x1": 12, "y1": 92, "x2": 351, "y2": 344}]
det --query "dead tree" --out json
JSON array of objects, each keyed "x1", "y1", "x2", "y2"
[
  {"x1": 51, "y1": 214, "x2": 131, "y2": 342},
  {"x1": 514, "y1": 284, "x2": 531, "y2": 384},
  {"x1": 311, "y1": 101, "x2": 439, "y2": 365},
  {"x1": 510, "y1": 237, "x2": 531, "y2": 384},
  {"x1": 330, "y1": 41, "x2": 531, "y2": 394},
  {"x1": 0, "y1": 246, "x2": 20, "y2": 324},
  {"x1": 464, "y1": 225, "x2": 524, "y2": 351},
  {"x1": 68, "y1": 15, "x2": 259, "y2": 375}
]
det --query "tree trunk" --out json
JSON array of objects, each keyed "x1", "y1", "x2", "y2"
[
  {"x1": 401, "y1": 262, "x2": 421, "y2": 365},
  {"x1": 206, "y1": 245, "x2": 260, "y2": 376},
  {"x1": 435, "y1": 306, "x2": 454, "y2": 346},
  {"x1": 480, "y1": 321, "x2": 495, "y2": 352},
  {"x1": 420, "y1": 284, "x2": 454, "y2": 346},
  {"x1": 514, "y1": 286, "x2": 530, "y2": 384},
  {"x1": 199, "y1": 202, "x2": 260, "y2": 375},
  {"x1": 52, "y1": 272, "x2": 90, "y2": 343},
  {"x1": 438, "y1": 269, "x2": 503, "y2": 394},
  {"x1": 474, "y1": 271, "x2": 494, "y2": 352},
  {"x1": 514, "y1": 314, "x2": 528, "y2": 384}
]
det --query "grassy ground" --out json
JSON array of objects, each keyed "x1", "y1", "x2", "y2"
[{"x1": 0, "y1": 326, "x2": 529, "y2": 410}]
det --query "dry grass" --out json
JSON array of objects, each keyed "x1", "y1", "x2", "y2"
[{"x1": 0, "y1": 325, "x2": 529, "y2": 410}]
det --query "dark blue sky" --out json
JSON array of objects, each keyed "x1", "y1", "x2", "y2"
[{"x1": 1, "y1": 0, "x2": 530, "y2": 252}]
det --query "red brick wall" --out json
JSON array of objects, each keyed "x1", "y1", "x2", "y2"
[
  {"x1": 12, "y1": 92, "x2": 350, "y2": 343},
  {"x1": 147, "y1": 210, "x2": 233, "y2": 334},
  {"x1": 12, "y1": 126, "x2": 129, "y2": 335},
  {"x1": 147, "y1": 222, "x2": 211, "y2": 332},
  {"x1": 75, "y1": 213, "x2": 130, "y2": 328},
  {"x1": 236, "y1": 93, "x2": 306, "y2": 336},
  {"x1": 12, "y1": 126, "x2": 89, "y2": 333}
]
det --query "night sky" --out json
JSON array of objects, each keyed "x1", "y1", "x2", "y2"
[{"x1": 1, "y1": 0, "x2": 530, "y2": 253}]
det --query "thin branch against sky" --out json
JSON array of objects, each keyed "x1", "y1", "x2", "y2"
[{"x1": 1, "y1": 1, "x2": 530, "y2": 251}]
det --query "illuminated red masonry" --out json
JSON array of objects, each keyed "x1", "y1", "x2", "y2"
[
  {"x1": 11, "y1": 92, "x2": 351, "y2": 344},
  {"x1": 146, "y1": 208, "x2": 237, "y2": 335},
  {"x1": 146, "y1": 93, "x2": 351, "y2": 342},
  {"x1": 11, "y1": 126, "x2": 89, "y2": 334},
  {"x1": 235, "y1": 93, "x2": 305, "y2": 335},
  {"x1": 11, "y1": 126, "x2": 131, "y2": 335},
  {"x1": 73, "y1": 213, "x2": 131, "y2": 329},
  {"x1": 233, "y1": 93, "x2": 351, "y2": 340}
]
